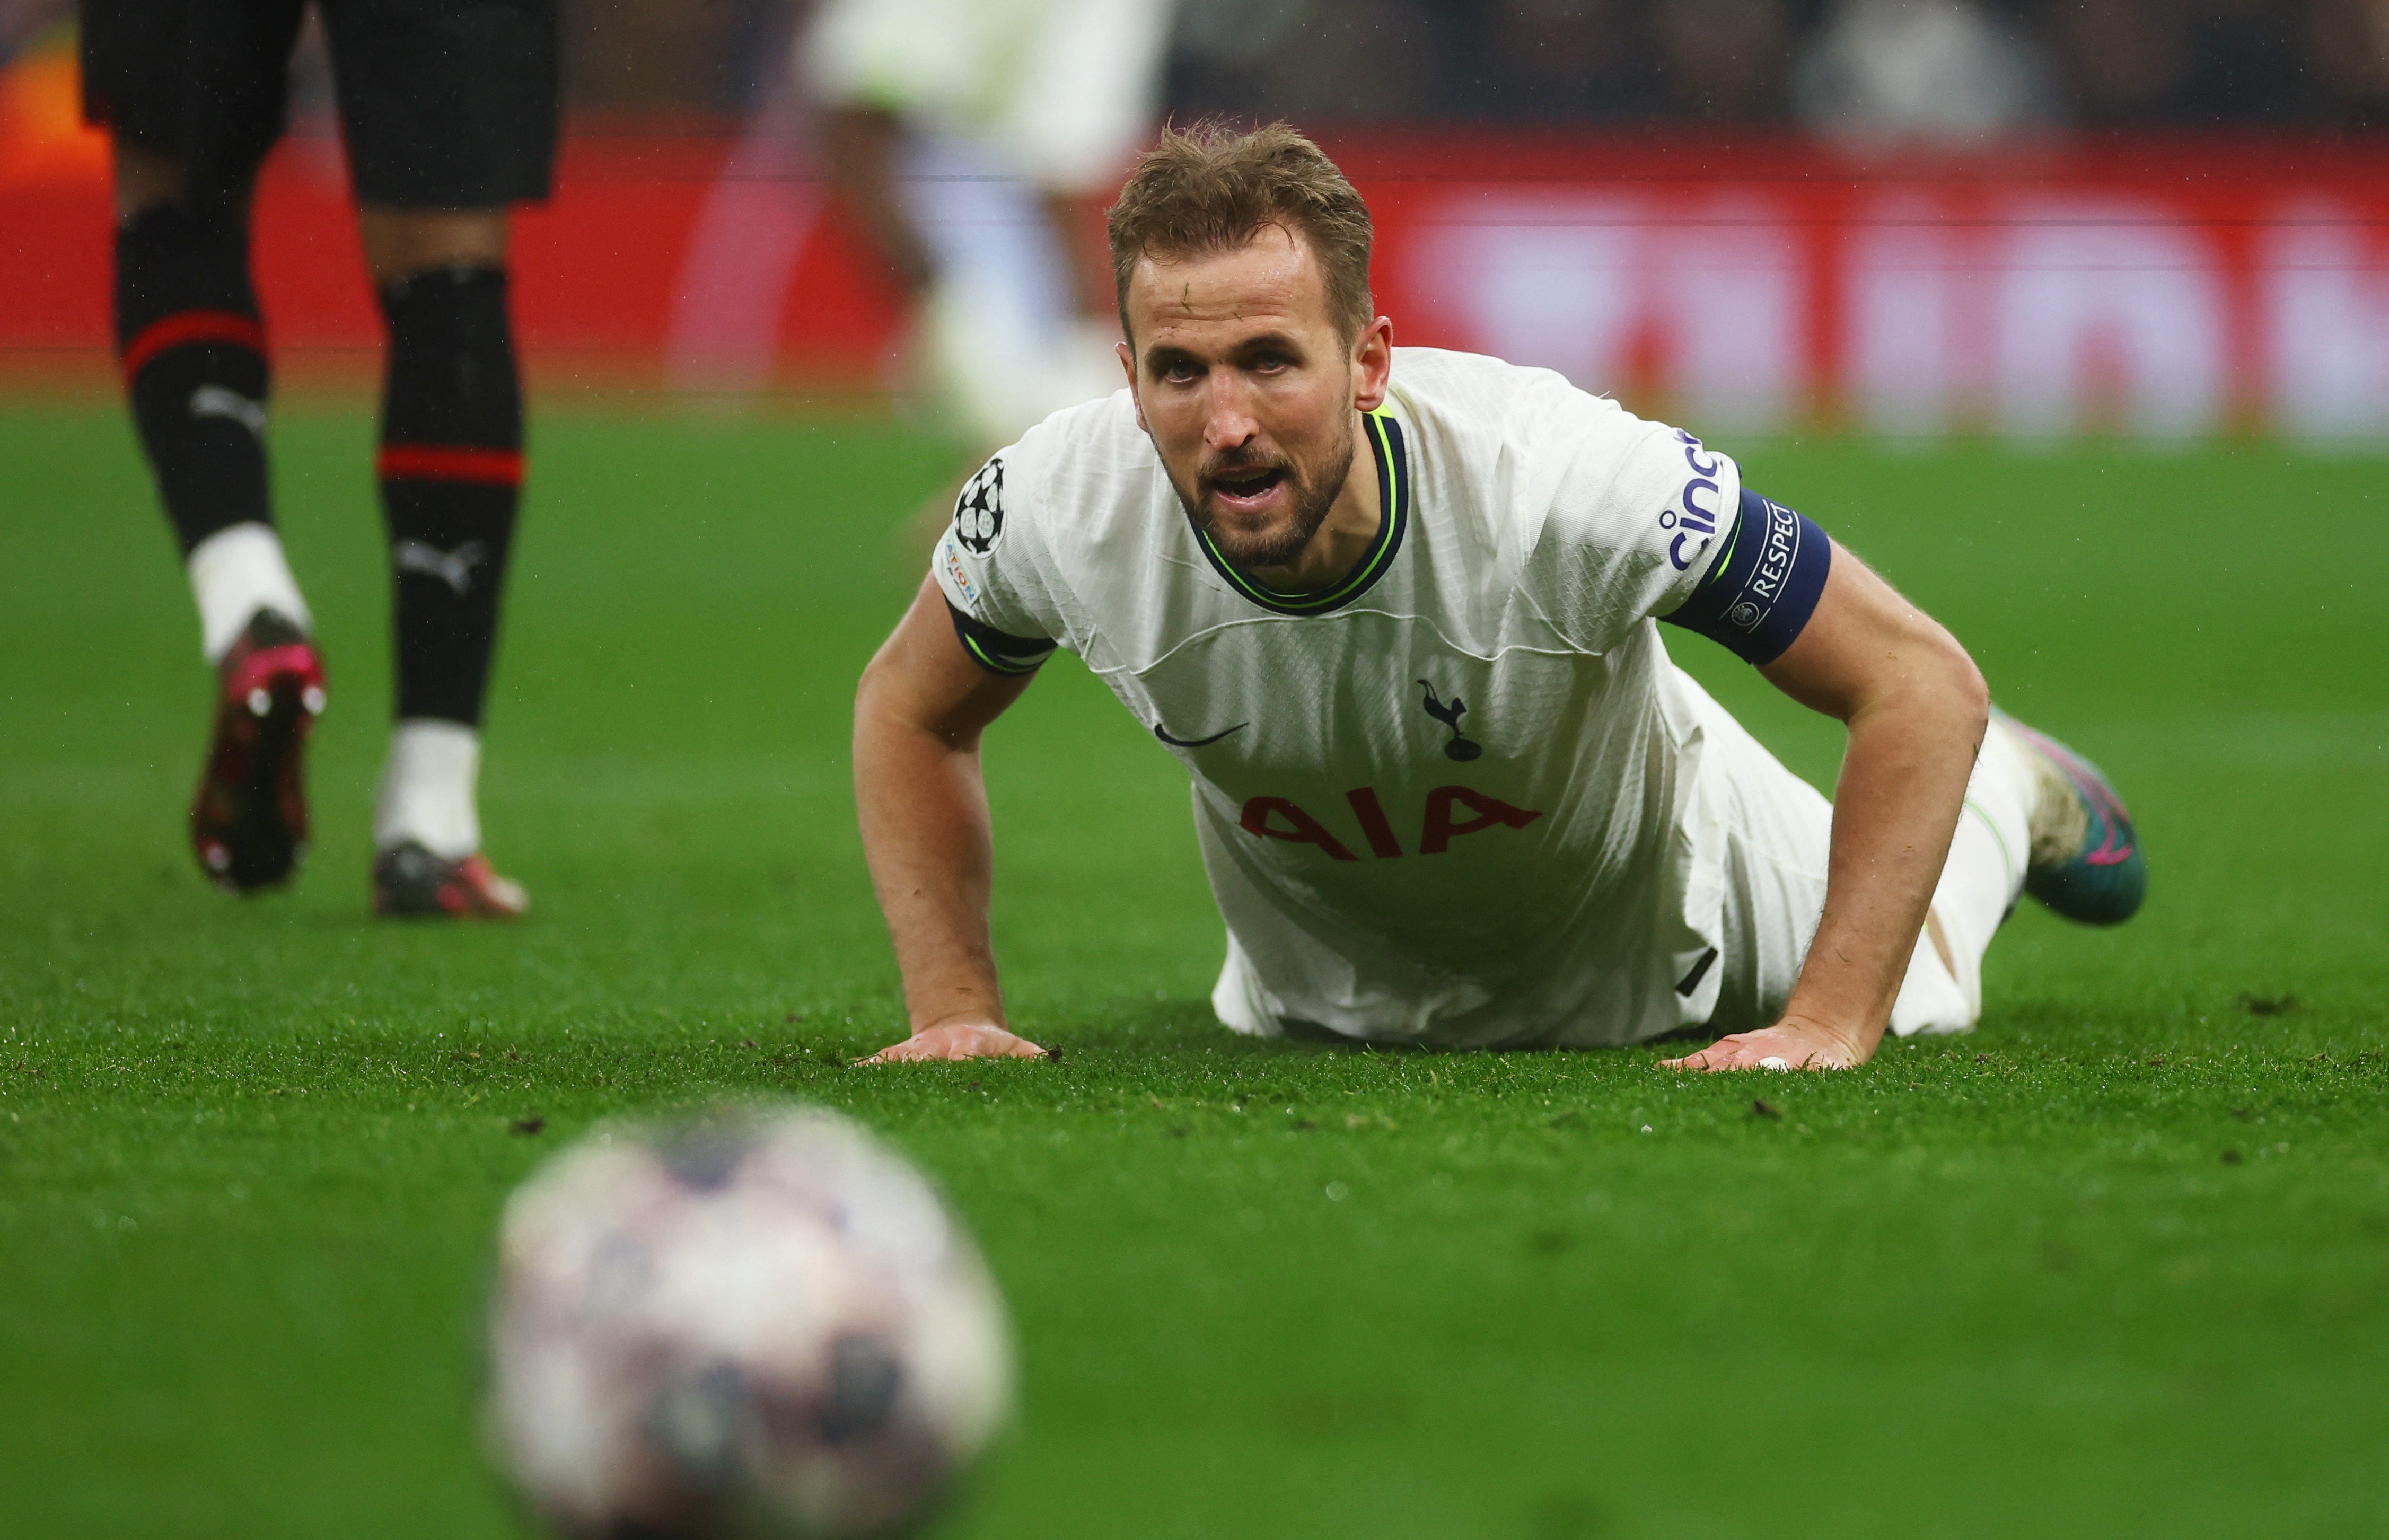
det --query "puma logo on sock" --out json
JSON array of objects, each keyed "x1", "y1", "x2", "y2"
[
  {"x1": 393, "y1": 539, "x2": 488, "y2": 594},
  {"x1": 190, "y1": 385, "x2": 267, "y2": 437}
]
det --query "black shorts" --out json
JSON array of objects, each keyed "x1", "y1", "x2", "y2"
[{"x1": 80, "y1": 0, "x2": 557, "y2": 210}]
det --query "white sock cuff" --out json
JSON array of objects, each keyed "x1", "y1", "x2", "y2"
[
  {"x1": 188, "y1": 522, "x2": 312, "y2": 664},
  {"x1": 1972, "y1": 717, "x2": 2040, "y2": 903},
  {"x1": 374, "y1": 719, "x2": 483, "y2": 861},
  {"x1": 1884, "y1": 722, "x2": 2040, "y2": 1039}
]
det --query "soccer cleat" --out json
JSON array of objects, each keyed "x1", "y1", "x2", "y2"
[
  {"x1": 1994, "y1": 708, "x2": 2145, "y2": 926},
  {"x1": 373, "y1": 840, "x2": 529, "y2": 919},
  {"x1": 190, "y1": 608, "x2": 327, "y2": 893}
]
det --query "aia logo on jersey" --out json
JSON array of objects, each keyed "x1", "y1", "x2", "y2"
[
  {"x1": 952, "y1": 456, "x2": 1006, "y2": 555},
  {"x1": 1416, "y1": 680, "x2": 1481, "y2": 761},
  {"x1": 1239, "y1": 786, "x2": 1542, "y2": 860}
]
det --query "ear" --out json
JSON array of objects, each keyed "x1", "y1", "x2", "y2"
[
  {"x1": 1351, "y1": 315, "x2": 1394, "y2": 413},
  {"x1": 1118, "y1": 339, "x2": 1148, "y2": 432}
]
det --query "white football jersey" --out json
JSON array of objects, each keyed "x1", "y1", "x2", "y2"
[{"x1": 933, "y1": 347, "x2": 1757, "y2": 1048}]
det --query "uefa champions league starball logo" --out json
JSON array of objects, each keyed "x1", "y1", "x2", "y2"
[{"x1": 953, "y1": 457, "x2": 1006, "y2": 556}]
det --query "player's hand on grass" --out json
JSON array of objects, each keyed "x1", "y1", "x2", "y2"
[
  {"x1": 1661, "y1": 1017, "x2": 1867, "y2": 1073},
  {"x1": 860, "y1": 1020, "x2": 1047, "y2": 1064}
]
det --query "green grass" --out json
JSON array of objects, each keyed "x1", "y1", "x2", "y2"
[{"x1": 2, "y1": 401, "x2": 2385, "y2": 1539}]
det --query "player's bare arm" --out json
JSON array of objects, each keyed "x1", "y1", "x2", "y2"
[
  {"x1": 854, "y1": 574, "x2": 1044, "y2": 1063},
  {"x1": 1665, "y1": 552, "x2": 1988, "y2": 1072}
]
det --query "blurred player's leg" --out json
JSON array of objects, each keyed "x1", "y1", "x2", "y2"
[
  {"x1": 117, "y1": 174, "x2": 328, "y2": 892},
  {"x1": 806, "y1": 0, "x2": 1173, "y2": 450},
  {"x1": 900, "y1": 133, "x2": 1094, "y2": 448},
  {"x1": 357, "y1": 213, "x2": 529, "y2": 919},
  {"x1": 321, "y1": 0, "x2": 557, "y2": 918},
  {"x1": 84, "y1": 0, "x2": 327, "y2": 893}
]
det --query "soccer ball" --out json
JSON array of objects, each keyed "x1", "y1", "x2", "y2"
[{"x1": 484, "y1": 1106, "x2": 1014, "y2": 1538}]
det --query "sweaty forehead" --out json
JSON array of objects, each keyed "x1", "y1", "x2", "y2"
[{"x1": 1127, "y1": 227, "x2": 1334, "y2": 346}]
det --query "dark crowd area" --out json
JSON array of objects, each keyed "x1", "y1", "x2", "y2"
[
  {"x1": 6, "y1": 0, "x2": 2385, "y2": 134},
  {"x1": 1164, "y1": 0, "x2": 2389, "y2": 131},
  {"x1": 601, "y1": 0, "x2": 2389, "y2": 134}
]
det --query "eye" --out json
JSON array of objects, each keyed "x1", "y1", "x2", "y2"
[{"x1": 1155, "y1": 358, "x2": 1200, "y2": 384}]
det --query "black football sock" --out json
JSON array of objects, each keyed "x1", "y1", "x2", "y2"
[
  {"x1": 116, "y1": 203, "x2": 274, "y2": 557},
  {"x1": 377, "y1": 265, "x2": 523, "y2": 728}
]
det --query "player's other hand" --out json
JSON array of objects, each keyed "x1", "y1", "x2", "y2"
[
  {"x1": 1661, "y1": 1018, "x2": 1867, "y2": 1073},
  {"x1": 859, "y1": 1022, "x2": 1048, "y2": 1064}
]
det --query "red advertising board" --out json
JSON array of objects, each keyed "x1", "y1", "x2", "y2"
[
  {"x1": 1343, "y1": 131, "x2": 2389, "y2": 442},
  {"x1": 0, "y1": 127, "x2": 911, "y2": 390},
  {"x1": 5, "y1": 100, "x2": 2387, "y2": 439}
]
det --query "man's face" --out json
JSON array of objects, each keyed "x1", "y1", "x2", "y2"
[{"x1": 1120, "y1": 228, "x2": 1378, "y2": 570}]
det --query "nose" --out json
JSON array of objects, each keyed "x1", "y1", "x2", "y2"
[{"x1": 1201, "y1": 364, "x2": 1259, "y2": 451}]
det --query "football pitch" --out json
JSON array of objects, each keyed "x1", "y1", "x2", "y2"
[{"x1": 3, "y1": 400, "x2": 2384, "y2": 1539}]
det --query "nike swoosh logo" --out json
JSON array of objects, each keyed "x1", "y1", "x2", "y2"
[{"x1": 1153, "y1": 720, "x2": 1248, "y2": 749}]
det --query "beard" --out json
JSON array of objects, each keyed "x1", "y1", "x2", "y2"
[{"x1": 1169, "y1": 434, "x2": 1356, "y2": 575}]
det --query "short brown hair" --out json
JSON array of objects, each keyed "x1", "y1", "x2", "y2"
[{"x1": 1106, "y1": 121, "x2": 1375, "y2": 345}]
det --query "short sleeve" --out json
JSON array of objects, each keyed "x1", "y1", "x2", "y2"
[
  {"x1": 931, "y1": 451, "x2": 1070, "y2": 673},
  {"x1": 1524, "y1": 382, "x2": 1743, "y2": 654}
]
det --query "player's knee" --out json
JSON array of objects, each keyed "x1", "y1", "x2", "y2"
[
  {"x1": 357, "y1": 206, "x2": 510, "y2": 287},
  {"x1": 110, "y1": 140, "x2": 186, "y2": 223}
]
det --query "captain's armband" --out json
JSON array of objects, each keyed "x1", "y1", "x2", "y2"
[
  {"x1": 1659, "y1": 488, "x2": 1832, "y2": 666},
  {"x1": 945, "y1": 601, "x2": 1057, "y2": 677}
]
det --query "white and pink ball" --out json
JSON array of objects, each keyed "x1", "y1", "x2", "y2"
[{"x1": 485, "y1": 1107, "x2": 1013, "y2": 1538}]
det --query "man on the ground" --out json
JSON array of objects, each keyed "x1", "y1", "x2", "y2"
[{"x1": 852, "y1": 124, "x2": 2143, "y2": 1069}]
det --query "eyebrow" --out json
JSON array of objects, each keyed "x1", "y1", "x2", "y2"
[{"x1": 1141, "y1": 331, "x2": 1305, "y2": 371}]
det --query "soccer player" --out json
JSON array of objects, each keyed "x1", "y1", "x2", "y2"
[
  {"x1": 80, "y1": 0, "x2": 542, "y2": 915},
  {"x1": 853, "y1": 125, "x2": 2144, "y2": 1071},
  {"x1": 803, "y1": 0, "x2": 1176, "y2": 451}
]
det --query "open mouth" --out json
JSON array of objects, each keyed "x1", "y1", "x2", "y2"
[{"x1": 1208, "y1": 466, "x2": 1286, "y2": 506}]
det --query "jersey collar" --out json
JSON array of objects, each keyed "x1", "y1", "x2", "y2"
[{"x1": 1186, "y1": 407, "x2": 1410, "y2": 617}]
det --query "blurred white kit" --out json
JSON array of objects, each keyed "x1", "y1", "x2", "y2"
[
  {"x1": 806, "y1": 0, "x2": 1174, "y2": 447},
  {"x1": 805, "y1": 0, "x2": 1174, "y2": 195}
]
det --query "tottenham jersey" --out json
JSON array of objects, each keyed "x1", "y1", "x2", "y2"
[{"x1": 933, "y1": 347, "x2": 1758, "y2": 1049}]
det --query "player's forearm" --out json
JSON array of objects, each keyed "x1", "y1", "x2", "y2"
[
  {"x1": 1783, "y1": 662, "x2": 1988, "y2": 1058},
  {"x1": 852, "y1": 709, "x2": 1007, "y2": 1034}
]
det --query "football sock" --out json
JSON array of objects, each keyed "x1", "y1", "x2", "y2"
[
  {"x1": 377, "y1": 264, "x2": 522, "y2": 727},
  {"x1": 187, "y1": 522, "x2": 313, "y2": 665},
  {"x1": 1923, "y1": 721, "x2": 2037, "y2": 1021},
  {"x1": 374, "y1": 718, "x2": 483, "y2": 860},
  {"x1": 115, "y1": 203, "x2": 279, "y2": 560}
]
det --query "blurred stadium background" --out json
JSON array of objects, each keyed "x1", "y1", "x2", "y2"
[{"x1": 4, "y1": 0, "x2": 2387, "y2": 440}]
